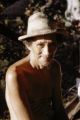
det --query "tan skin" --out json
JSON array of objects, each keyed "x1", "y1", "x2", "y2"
[{"x1": 5, "y1": 35, "x2": 69, "y2": 120}]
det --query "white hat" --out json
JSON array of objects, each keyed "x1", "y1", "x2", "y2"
[{"x1": 18, "y1": 11, "x2": 58, "y2": 41}]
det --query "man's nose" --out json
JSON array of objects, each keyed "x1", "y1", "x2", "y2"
[{"x1": 43, "y1": 45, "x2": 49, "y2": 57}]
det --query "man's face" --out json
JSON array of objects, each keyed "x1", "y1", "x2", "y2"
[{"x1": 29, "y1": 35, "x2": 57, "y2": 69}]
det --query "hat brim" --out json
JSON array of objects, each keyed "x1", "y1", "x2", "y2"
[
  {"x1": 18, "y1": 29, "x2": 70, "y2": 41},
  {"x1": 18, "y1": 30, "x2": 59, "y2": 41}
]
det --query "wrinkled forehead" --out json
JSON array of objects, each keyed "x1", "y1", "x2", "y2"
[{"x1": 33, "y1": 38, "x2": 55, "y2": 44}]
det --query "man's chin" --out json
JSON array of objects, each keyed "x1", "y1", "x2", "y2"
[
  {"x1": 39, "y1": 58, "x2": 52, "y2": 68},
  {"x1": 41, "y1": 61, "x2": 51, "y2": 68}
]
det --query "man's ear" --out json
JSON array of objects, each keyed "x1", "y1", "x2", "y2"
[{"x1": 23, "y1": 41, "x2": 32, "y2": 51}]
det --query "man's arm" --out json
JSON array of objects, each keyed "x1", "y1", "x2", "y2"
[
  {"x1": 5, "y1": 66, "x2": 33, "y2": 120},
  {"x1": 51, "y1": 61, "x2": 69, "y2": 120}
]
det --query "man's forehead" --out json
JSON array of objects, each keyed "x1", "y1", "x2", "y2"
[
  {"x1": 32, "y1": 35, "x2": 57, "y2": 42},
  {"x1": 34, "y1": 39, "x2": 54, "y2": 44}
]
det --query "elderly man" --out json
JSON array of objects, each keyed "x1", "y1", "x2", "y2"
[{"x1": 5, "y1": 11, "x2": 69, "y2": 120}]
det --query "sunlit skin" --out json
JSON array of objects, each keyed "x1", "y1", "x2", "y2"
[
  {"x1": 28, "y1": 36, "x2": 57, "y2": 69},
  {"x1": 5, "y1": 35, "x2": 69, "y2": 120}
]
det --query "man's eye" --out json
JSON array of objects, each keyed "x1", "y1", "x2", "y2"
[{"x1": 37, "y1": 44, "x2": 44, "y2": 47}]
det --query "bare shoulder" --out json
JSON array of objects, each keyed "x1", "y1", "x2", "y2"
[
  {"x1": 6, "y1": 56, "x2": 28, "y2": 80},
  {"x1": 5, "y1": 65, "x2": 18, "y2": 87},
  {"x1": 5, "y1": 60, "x2": 22, "y2": 86},
  {"x1": 5, "y1": 56, "x2": 29, "y2": 87}
]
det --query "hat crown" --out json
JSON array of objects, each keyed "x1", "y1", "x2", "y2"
[
  {"x1": 18, "y1": 11, "x2": 56, "y2": 41},
  {"x1": 27, "y1": 12, "x2": 52, "y2": 36}
]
